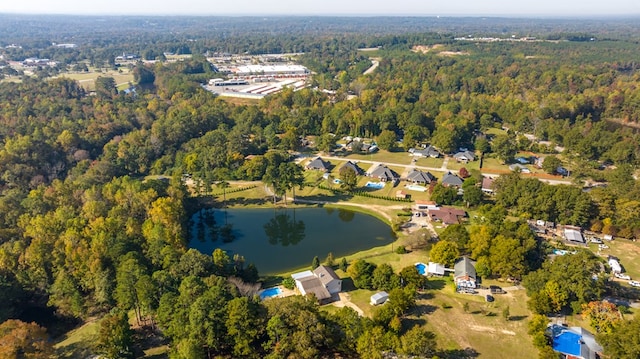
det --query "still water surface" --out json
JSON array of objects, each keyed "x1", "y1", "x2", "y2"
[{"x1": 189, "y1": 207, "x2": 396, "y2": 275}]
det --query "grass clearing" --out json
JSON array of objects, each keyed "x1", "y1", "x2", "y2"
[
  {"x1": 345, "y1": 150, "x2": 413, "y2": 165},
  {"x1": 54, "y1": 320, "x2": 100, "y2": 358},
  {"x1": 415, "y1": 156, "x2": 445, "y2": 168},
  {"x1": 55, "y1": 70, "x2": 134, "y2": 91}
]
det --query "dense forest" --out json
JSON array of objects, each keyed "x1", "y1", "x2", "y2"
[{"x1": 1, "y1": 15, "x2": 640, "y2": 358}]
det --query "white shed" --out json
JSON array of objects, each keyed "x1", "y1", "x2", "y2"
[
  {"x1": 370, "y1": 291, "x2": 389, "y2": 305},
  {"x1": 608, "y1": 257, "x2": 622, "y2": 274}
]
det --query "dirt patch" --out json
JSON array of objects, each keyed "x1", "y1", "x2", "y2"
[
  {"x1": 438, "y1": 51, "x2": 470, "y2": 56},
  {"x1": 412, "y1": 44, "x2": 444, "y2": 53},
  {"x1": 469, "y1": 325, "x2": 515, "y2": 335}
]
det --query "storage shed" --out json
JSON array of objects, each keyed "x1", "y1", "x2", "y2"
[{"x1": 370, "y1": 291, "x2": 389, "y2": 305}]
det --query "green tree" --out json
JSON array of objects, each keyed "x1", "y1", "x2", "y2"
[
  {"x1": 542, "y1": 155, "x2": 562, "y2": 174},
  {"x1": 439, "y1": 224, "x2": 470, "y2": 252},
  {"x1": 347, "y1": 260, "x2": 377, "y2": 289},
  {"x1": 502, "y1": 305, "x2": 510, "y2": 321},
  {"x1": 372, "y1": 263, "x2": 401, "y2": 291},
  {"x1": 339, "y1": 167, "x2": 359, "y2": 192},
  {"x1": 96, "y1": 312, "x2": 134, "y2": 359},
  {"x1": 399, "y1": 265, "x2": 427, "y2": 289},
  {"x1": 492, "y1": 134, "x2": 517, "y2": 163},
  {"x1": 226, "y1": 297, "x2": 265, "y2": 357},
  {"x1": 316, "y1": 133, "x2": 336, "y2": 153},
  {"x1": 339, "y1": 257, "x2": 348, "y2": 272},
  {"x1": 376, "y1": 130, "x2": 397, "y2": 151},
  {"x1": 311, "y1": 256, "x2": 320, "y2": 269},
  {"x1": 598, "y1": 315, "x2": 640, "y2": 359},
  {"x1": 400, "y1": 326, "x2": 437, "y2": 357},
  {"x1": 324, "y1": 252, "x2": 335, "y2": 267},
  {"x1": 429, "y1": 240, "x2": 459, "y2": 267}
]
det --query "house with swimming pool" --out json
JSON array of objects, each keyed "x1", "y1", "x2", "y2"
[
  {"x1": 291, "y1": 265, "x2": 342, "y2": 303},
  {"x1": 367, "y1": 164, "x2": 400, "y2": 183}
]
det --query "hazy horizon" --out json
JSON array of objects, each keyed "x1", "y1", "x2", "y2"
[{"x1": 1, "y1": 0, "x2": 639, "y2": 17}]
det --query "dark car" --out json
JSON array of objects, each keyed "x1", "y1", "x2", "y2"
[{"x1": 485, "y1": 294, "x2": 494, "y2": 302}]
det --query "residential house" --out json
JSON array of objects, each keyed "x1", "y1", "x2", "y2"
[
  {"x1": 549, "y1": 325, "x2": 603, "y2": 359},
  {"x1": 340, "y1": 161, "x2": 364, "y2": 175},
  {"x1": 453, "y1": 150, "x2": 475, "y2": 163},
  {"x1": 370, "y1": 291, "x2": 389, "y2": 305},
  {"x1": 454, "y1": 257, "x2": 477, "y2": 290},
  {"x1": 564, "y1": 227, "x2": 585, "y2": 244},
  {"x1": 441, "y1": 172, "x2": 464, "y2": 188},
  {"x1": 408, "y1": 145, "x2": 440, "y2": 158},
  {"x1": 406, "y1": 169, "x2": 437, "y2": 185},
  {"x1": 415, "y1": 200, "x2": 438, "y2": 211},
  {"x1": 306, "y1": 157, "x2": 331, "y2": 172},
  {"x1": 481, "y1": 177, "x2": 495, "y2": 194},
  {"x1": 427, "y1": 262, "x2": 446, "y2": 276},
  {"x1": 291, "y1": 265, "x2": 342, "y2": 303},
  {"x1": 313, "y1": 265, "x2": 342, "y2": 294},
  {"x1": 428, "y1": 206, "x2": 467, "y2": 225},
  {"x1": 368, "y1": 164, "x2": 400, "y2": 182}
]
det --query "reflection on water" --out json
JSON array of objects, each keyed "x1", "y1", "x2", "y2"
[
  {"x1": 189, "y1": 207, "x2": 395, "y2": 275},
  {"x1": 263, "y1": 213, "x2": 305, "y2": 246}
]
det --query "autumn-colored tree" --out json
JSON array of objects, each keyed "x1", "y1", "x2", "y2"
[
  {"x1": 582, "y1": 301, "x2": 621, "y2": 334},
  {"x1": 0, "y1": 320, "x2": 54, "y2": 359}
]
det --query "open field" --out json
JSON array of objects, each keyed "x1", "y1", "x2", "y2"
[{"x1": 55, "y1": 70, "x2": 134, "y2": 91}]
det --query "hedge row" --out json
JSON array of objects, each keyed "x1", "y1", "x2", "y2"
[
  {"x1": 317, "y1": 184, "x2": 412, "y2": 203},
  {"x1": 211, "y1": 185, "x2": 257, "y2": 196}
]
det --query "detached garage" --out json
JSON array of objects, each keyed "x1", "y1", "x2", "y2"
[{"x1": 370, "y1": 291, "x2": 389, "y2": 305}]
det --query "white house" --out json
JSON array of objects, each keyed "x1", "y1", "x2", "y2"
[
  {"x1": 608, "y1": 256, "x2": 622, "y2": 274},
  {"x1": 454, "y1": 257, "x2": 477, "y2": 290},
  {"x1": 291, "y1": 266, "x2": 342, "y2": 302},
  {"x1": 370, "y1": 291, "x2": 389, "y2": 305}
]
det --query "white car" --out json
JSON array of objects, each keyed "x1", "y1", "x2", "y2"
[
  {"x1": 590, "y1": 238, "x2": 603, "y2": 244},
  {"x1": 615, "y1": 273, "x2": 631, "y2": 280},
  {"x1": 629, "y1": 280, "x2": 640, "y2": 288},
  {"x1": 598, "y1": 244, "x2": 609, "y2": 249}
]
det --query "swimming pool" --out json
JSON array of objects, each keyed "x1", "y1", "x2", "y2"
[
  {"x1": 260, "y1": 287, "x2": 282, "y2": 300},
  {"x1": 365, "y1": 181, "x2": 385, "y2": 189},
  {"x1": 415, "y1": 262, "x2": 427, "y2": 275},
  {"x1": 333, "y1": 178, "x2": 342, "y2": 184}
]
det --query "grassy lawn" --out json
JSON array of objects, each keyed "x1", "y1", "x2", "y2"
[
  {"x1": 415, "y1": 156, "x2": 445, "y2": 168},
  {"x1": 418, "y1": 283, "x2": 537, "y2": 359},
  {"x1": 480, "y1": 156, "x2": 510, "y2": 173},
  {"x1": 485, "y1": 127, "x2": 508, "y2": 136},
  {"x1": 55, "y1": 70, "x2": 134, "y2": 91},
  {"x1": 447, "y1": 159, "x2": 480, "y2": 171},
  {"x1": 54, "y1": 320, "x2": 100, "y2": 358},
  {"x1": 594, "y1": 239, "x2": 640, "y2": 286}
]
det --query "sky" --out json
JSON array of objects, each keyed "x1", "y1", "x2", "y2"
[{"x1": 1, "y1": 0, "x2": 639, "y2": 17}]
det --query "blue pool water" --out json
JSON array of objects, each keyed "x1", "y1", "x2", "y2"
[
  {"x1": 365, "y1": 181, "x2": 385, "y2": 189},
  {"x1": 260, "y1": 287, "x2": 282, "y2": 300},
  {"x1": 416, "y1": 263, "x2": 427, "y2": 275},
  {"x1": 333, "y1": 179, "x2": 342, "y2": 184},
  {"x1": 552, "y1": 330, "x2": 581, "y2": 356}
]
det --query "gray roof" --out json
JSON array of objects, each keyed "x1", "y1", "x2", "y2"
[
  {"x1": 371, "y1": 291, "x2": 389, "y2": 301},
  {"x1": 410, "y1": 146, "x2": 440, "y2": 157},
  {"x1": 442, "y1": 172, "x2": 463, "y2": 187},
  {"x1": 407, "y1": 169, "x2": 436, "y2": 184},
  {"x1": 340, "y1": 161, "x2": 363, "y2": 175},
  {"x1": 307, "y1": 157, "x2": 330, "y2": 171},
  {"x1": 298, "y1": 276, "x2": 331, "y2": 300},
  {"x1": 313, "y1": 265, "x2": 340, "y2": 286},
  {"x1": 564, "y1": 228, "x2": 585, "y2": 243},
  {"x1": 454, "y1": 257, "x2": 476, "y2": 280},
  {"x1": 369, "y1": 165, "x2": 399, "y2": 181},
  {"x1": 454, "y1": 150, "x2": 475, "y2": 161}
]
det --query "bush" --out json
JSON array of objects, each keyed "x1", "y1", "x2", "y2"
[
  {"x1": 282, "y1": 277, "x2": 295, "y2": 290},
  {"x1": 395, "y1": 245, "x2": 407, "y2": 254}
]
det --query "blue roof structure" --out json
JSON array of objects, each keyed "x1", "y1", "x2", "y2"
[{"x1": 552, "y1": 330, "x2": 582, "y2": 356}]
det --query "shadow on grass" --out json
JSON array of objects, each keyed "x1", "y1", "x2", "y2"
[
  {"x1": 437, "y1": 347, "x2": 480, "y2": 359},
  {"x1": 56, "y1": 342, "x2": 94, "y2": 359},
  {"x1": 401, "y1": 317, "x2": 428, "y2": 330},
  {"x1": 415, "y1": 304, "x2": 438, "y2": 315},
  {"x1": 509, "y1": 315, "x2": 528, "y2": 321},
  {"x1": 425, "y1": 278, "x2": 447, "y2": 290},
  {"x1": 340, "y1": 277, "x2": 358, "y2": 292}
]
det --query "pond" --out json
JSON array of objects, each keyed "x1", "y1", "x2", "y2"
[{"x1": 189, "y1": 207, "x2": 396, "y2": 275}]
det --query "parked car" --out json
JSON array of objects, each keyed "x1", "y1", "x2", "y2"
[
  {"x1": 598, "y1": 244, "x2": 609, "y2": 249},
  {"x1": 615, "y1": 273, "x2": 631, "y2": 280},
  {"x1": 590, "y1": 238, "x2": 603, "y2": 244},
  {"x1": 629, "y1": 280, "x2": 640, "y2": 287},
  {"x1": 489, "y1": 285, "x2": 505, "y2": 294},
  {"x1": 485, "y1": 294, "x2": 495, "y2": 302}
]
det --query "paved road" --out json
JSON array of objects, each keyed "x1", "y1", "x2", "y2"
[{"x1": 363, "y1": 59, "x2": 379, "y2": 75}]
